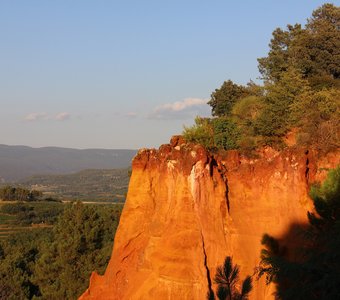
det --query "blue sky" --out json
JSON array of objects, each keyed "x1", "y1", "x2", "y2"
[{"x1": 0, "y1": 0, "x2": 332, "y2": 149}]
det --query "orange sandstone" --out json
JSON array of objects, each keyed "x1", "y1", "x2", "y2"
[{"x1": 80, "y1": 136, "x2": 339, "y2": 300}]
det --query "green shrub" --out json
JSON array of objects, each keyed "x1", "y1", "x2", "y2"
[
  {"x1": 183, "y1": 117, "x2": 241, "y2": 150},
  {"x1": 212, "y1": 118, "x2": 240, "y2": 150},
  {"x1": 183, "y1": 117, "x2": 214, "y2": 149}
]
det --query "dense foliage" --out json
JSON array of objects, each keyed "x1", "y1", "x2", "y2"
[
  {"x1": 257, "y1": 166, "x2": 340, "y2": 299},
  {"x1": 258, "y1": 4, "x2": 340, "y2": 87},
  {"x1": 183, "y1": 3, "x2": 339, "y2": 152},
  {"x1": 0, "y1": 202, "x2": 122, "y2": 299},
  {"x1": 0, "y1": 202, "x2": 64, "y2": 226}
]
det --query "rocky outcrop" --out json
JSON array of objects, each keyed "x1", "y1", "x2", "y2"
[{"x1": 80, "y1": 136, "x2": 339, "y2": 300}]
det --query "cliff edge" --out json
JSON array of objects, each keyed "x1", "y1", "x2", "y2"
[{"x1": 80, "y1": 136, "x2": 339, "y2": 300}]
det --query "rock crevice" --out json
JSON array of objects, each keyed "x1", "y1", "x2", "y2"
[{"x1": 200, "y1": 231, "x2": 213, "y2": 297}]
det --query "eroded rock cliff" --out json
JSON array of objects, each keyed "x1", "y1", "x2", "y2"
[{"x1": 80, "y1": 136, "x2": 339, "y2": 300}]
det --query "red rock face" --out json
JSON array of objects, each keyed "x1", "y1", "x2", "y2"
[{"x1": 80, "y1": 137, "x2": 339, "y2": 300}]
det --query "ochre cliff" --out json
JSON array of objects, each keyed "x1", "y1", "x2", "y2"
[{"x1": 80, "y1": 136, "x2": 339, "y2": 300}]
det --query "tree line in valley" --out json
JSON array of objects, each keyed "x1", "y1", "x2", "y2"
[
  {"x1": 184, "y1": 3, "x2": 339, "y2": 153},
  {"x1": 0, "y1": 186, "x2": 45, "y2": 202}
]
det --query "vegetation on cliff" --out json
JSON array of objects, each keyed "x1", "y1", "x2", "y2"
[
  {"x1": 184, "y1": 3, "x2": 339, "y2": 152},
  {"x1": 258, "y1": 166, "x2": 340, "y2": 299}
]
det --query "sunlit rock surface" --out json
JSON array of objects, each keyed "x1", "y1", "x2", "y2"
[{"x1": 80, "y1": 136, "x2": 339, "y2": 300}]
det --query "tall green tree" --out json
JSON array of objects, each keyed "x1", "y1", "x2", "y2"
[
  {"x1": 33, "y1": 202, "x2": 120, "y2": 299},
  {"x1": 290, "y1": 88, "x2": 340, "y2": 150},
  {"x1": 0, "y1": 202, "x2": 122, "y2": 299},
  {"x1": 303, "y1": 3, "x2": 340, "y2": 83},
  {"x1": 0, "y1": 230, "x2": 46, "y2": 299},
  {"x1": 208, "y1": 80, "x2": 250, "y2": 117},
  {"x1": 258, "y1": 3, "x2": 340, "y2": 88},
  {"x1": 255, "y1": 67, "x2": 311, "y2": 140},
  {"x1": 258, "y1": 24, "x2": 304, "y2": 82}
]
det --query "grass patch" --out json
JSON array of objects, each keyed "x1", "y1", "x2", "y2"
[{"x1": 0, "y1": 213, "x2": 15, "y2": 223}]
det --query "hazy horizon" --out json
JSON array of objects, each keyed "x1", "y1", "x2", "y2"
[{"x1": 0, "y1": 143, "x2": 136, "y2": 150}]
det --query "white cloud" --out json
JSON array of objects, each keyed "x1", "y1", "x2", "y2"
[
  {"x1": 24, "y1": 112, "x2": 71, "y2": 121},
  {"x1": 149, "y1": 98, "x2": 210, "y2": 120},
  {"x1": 24, "y1": 112, "x2": 49, "y2": 121},
  {"x1": 125, "y1": 112, "x2": 138, "y2": 118},
  {"x1": 55, "y1": 112, "x2": 71, "y2": 121},
  {"x1": 155, "y1": 98, "x2": 207, "y2": 112}
]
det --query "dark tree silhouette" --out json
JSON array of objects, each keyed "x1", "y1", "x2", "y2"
[
  {"x1": 208, "y1": 256, "x2": 252, "y2": 300},
  {"x1": 258, "y1": 166, "x2": 340, "y2": 299}
]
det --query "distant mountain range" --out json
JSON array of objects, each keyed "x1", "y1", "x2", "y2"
[{"x1": 0, "y1": 144, "x2": 137, "y2": 182}]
